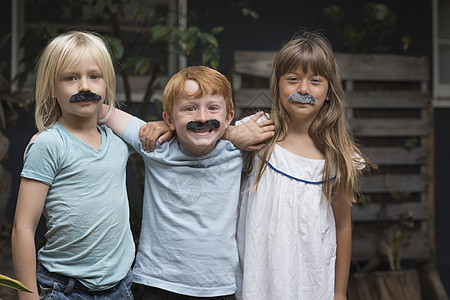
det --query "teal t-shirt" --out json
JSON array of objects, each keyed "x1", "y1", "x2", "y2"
[
  {"x1": 21, "y1": 122, "x2": 135, "y2": 290},
  {"x1": 124, "y1": 117, "x2": 243, "y2": 297}
]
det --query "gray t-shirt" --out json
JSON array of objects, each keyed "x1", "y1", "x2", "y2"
[
  {"x1": 21, "y1": 122, "x2": 135, "y2": 290},
  {"x1": 124, "y1": 117, "x2": 243, "y2": 297}
]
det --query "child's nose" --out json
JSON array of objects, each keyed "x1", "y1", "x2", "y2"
[
  {"x1": 78, "y1": 77, "x2": 90, "y2": 92},
  {"x1": 196, "y1": 108, "x2": 208, "y2": 123},
  {"x1": 297, "y1": 81, "x2": 309, "y2": 95}
]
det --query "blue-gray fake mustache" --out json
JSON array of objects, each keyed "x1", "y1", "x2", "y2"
[
  {"x1": 186, "y1": 119, "x2": 220, "y2": 131},
  {"x1": 287, "y1": 93, "x2": 317, "y2": 104},
  {"x1": 69, "y1": 91, "x2": 102, "y2": 103}
]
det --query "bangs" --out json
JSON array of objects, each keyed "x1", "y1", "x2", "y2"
[
  {"x1": 57, "y1": 47, "x2": 88, "y2": 77},
  {"x1": 279, "y1": 42, "x2": 331, "y2": 79}
]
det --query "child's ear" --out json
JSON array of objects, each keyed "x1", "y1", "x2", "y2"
[
  {"x1": 162, "y1": 111, "x2": 176, "y2": 131},
  {"x1": 225, "y1": 110, "x2": 235, "y2": 127}
]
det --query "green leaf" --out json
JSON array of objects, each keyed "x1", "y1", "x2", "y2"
[
  {"x1": 0, "y1": 274, "x2": 33, "y2": 293},
  {"x1": 173, "y1": 29, "x2": 186, "y2": 41},
  {"x1": 202, "y1": 48, "x2": 213, "y2": 65},
  {"x1": 105, "y1": 36, "x2": 124, "y2": 60},
  {"x1": 152, "y1": 25, "x2": 171, "y2": 42},
  {"x1": 201, "y1": 33, "x2": 218, "y2": 48},
  {"x1": 134, "y1": 57, "x2": 151, "y2": 76},
  {"x1": 185, "y1": 37, "x2": 197, "y2": 54},
  {"x1": 211, "y1": 26, "x2": 224, "y2": 35}
]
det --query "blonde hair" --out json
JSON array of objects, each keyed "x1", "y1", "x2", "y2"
[
  {"x1": 34, "y1": 30, "x2": 117, "y2": 131},
  {"x1": 254, "y1": 31, "x2": 374, "y2": 205},
  {"x1": 162, "y1": 66, "x2": 233, "y2": 118}
]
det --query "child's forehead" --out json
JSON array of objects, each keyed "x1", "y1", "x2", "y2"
[{"x1": 60, "y1": 51, "x2": 102, "y2": 73}]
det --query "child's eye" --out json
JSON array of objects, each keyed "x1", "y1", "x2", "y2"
[
  {"x1": 184, "y1": 106, "x2": 195, "y2": 112},
  {"x1": 90, "y1": 74, "x2": 101, "y2": 80},
  {"x1": 63, "y1": 76, "x2": 76, "y2": 81},
  {"x1": 209, "y1": 106, "x2": 219, "y2": 111}
]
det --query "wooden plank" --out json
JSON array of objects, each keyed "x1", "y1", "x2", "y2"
[
  {"x1": 360, "y1": 174, "x2": 427, "y2": 193},
  {"x1": 352, "y1": 232, "x2": 429, "y2": 260},
  {"x1": 234, "y1": 89, "x2": 272, "y2": 108},
  {"x1": 335, "y1": 53, "x2": 429, "y2": 82},
  {"x1": 361, "y1": 147, "x2": 428, "y2": 165},
  {"x1": 231, "y1": 52, "x2": 429, "y2": 83},
  {"x1": 351, "y1": 119, "x2": 429, "y2": 137},
  {"x1": 233, "y1": 51, "x2": 275, "y2": 78},
  {"x1": 346, "y1": 91, "x2": 430, "y2": 109},
  {"x1": 352, "y1": 202, "x2": 429, "y2": 221},
  {"x1": 234, "y1": 89, "x2": 431, "y2": 110},
  {"x1": 348, "y1": 270, "x2": 422, "y2": 300}
]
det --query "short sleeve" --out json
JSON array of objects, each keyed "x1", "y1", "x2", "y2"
[
  {"x1": 122, "y1": 117, "x2": 146, "y2": 153},
  {"x1": 235, "y1": 112, "x2": 270, "y2": 126},
  {"x1": 21, "y1": 132, "x2": 62, "y2": 186}
]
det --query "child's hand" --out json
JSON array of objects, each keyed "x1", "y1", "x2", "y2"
[
  {"x1": 139, "y1": 121, "x2": 173, "y2": 152},
  {"x1": 224, "y1": 111, "x2": 274, "y2": 151}
]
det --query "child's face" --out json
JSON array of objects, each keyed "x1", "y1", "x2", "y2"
[
  {"x1": 53, "y1": 51, "x2": 106, "y2": 124},
  {"x1": 163, "y1": 79, "x2": 234, "y2": 156},
  {"x1": 278, "y1": 68, "x2": 329, "y2": 124}
]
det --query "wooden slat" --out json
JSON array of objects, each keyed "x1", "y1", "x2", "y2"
[
  {"x1": 351, "y1": 119, "x2": 429, "y2": 137},
  {"x1": 346, "y1": 91, "x2": 430, "y2": 109},
  {"x1": 360, "y1": 174, "x2": 427, "y2": 193},
  {"x1": 234, "y1": 89, "x2": 272, "y2": 108},
  {"x1": 232, "y1": 52, "x2": 429, "y2": 83},
  {"x1": 352, "y1": 202, "x2": 429, "y2": 221},
  {"x1": 352, "y1": 232, "x2": 429, "y2": 260},
  {"x1": 335, "y1": 53, "x2": 429, "y2": 82},
  {"x1": 232, "y1": 51, "x2": 275, "y2": 78},
  {"x1": 361, "y1": 147, "x2": 428, "y2": 165},
  {"x1": 234, "y1": 89, "x2": 431, "y2": 110}
]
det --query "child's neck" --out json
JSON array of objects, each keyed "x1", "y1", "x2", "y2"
[
  {"x1": 59, "y1": 116, "x2": 102, "y2": 151},
  {"x1": 278, "y1": 127, "x2": 324, "y2": 160}
]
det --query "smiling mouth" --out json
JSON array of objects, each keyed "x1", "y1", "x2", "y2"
[{"x1": 192, "y1": 128, "x2": 214, "y2": 135}]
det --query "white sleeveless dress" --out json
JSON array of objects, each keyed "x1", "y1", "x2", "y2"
[{"x1": 236, "y1": 144, "x2": 337, "y2": 300}]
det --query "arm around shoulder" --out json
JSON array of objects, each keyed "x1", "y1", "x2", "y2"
[
  {"x1": 223, "y1": 111, "x2": 274, "y2": 151},
  {"x1": 98, "y1": 104, "x2": 133, "y2": 138}
]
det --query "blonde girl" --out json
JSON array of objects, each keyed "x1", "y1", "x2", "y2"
[
  {"x1": 12, "y1": 31, "x2": 135, "y2": 300},
  {"x1": 236, "y1": 31, "x2": 374, "y2": 300}
]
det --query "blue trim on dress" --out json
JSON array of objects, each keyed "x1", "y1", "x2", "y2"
[{"x1": 266, "y1": 161, "x2": 337, "y2": 185}]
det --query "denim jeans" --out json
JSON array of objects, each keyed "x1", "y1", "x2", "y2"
[{"x1": 37, "y1": 264, "x2": 134, "y2": 300}]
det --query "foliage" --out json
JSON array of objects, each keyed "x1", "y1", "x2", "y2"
[
  {"x1": 323, "y1": 2, "x2": 398, "y2": 53},
  {"x1": 0, "y1": 274, "x2": 33, "y2": 293},
  {"x1": 18, "y1": 0, "x2": 258, "y2": 120}
]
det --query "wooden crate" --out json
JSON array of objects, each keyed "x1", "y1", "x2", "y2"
[{"x1": 229, "y1": 51, "x2": 433, "y2": 264}]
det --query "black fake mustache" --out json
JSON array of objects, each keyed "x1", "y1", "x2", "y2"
[
  {"x1": 186, "y1": 119, "x2": 220, "y2": 131},
  {"x1": 69, "y1": 91, "x2": 102, "y2": 103},
  {"x1": 287, "y1": 93, "x2": 317, "y2": 104}
]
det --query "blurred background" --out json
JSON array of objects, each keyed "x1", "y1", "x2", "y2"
[{"x1": 0, "y1": 1, "x2": 449, "y2": 299}]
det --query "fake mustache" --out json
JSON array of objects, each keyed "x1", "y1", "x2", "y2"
[
  {"x1": 287, "y1": 93, "x2": 317, "y2": 105},
  {"x1": 186, "y1": 119, "x2": 220, "y2": 131},
  {"x1": 69, "y1": 91, "x2": 102, "y2": 103}
]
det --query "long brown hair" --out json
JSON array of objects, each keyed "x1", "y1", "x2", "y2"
[{"x1": 253, "y1": 31, "x2": 374, "y2": 204}]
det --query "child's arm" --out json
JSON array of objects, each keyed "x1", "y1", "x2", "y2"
[
  {"x1": 100, "y1": 105, "x2": 170, "y2": 151},
  {"x1": 99, "y1": 105, "x2": 133, "y2": 138},
  {"x1": 223, "y1": 111, "x2": 275, "y2": 151},
  {"x1": 331, "y1": 187, "x2": 352, "y2": 300},
  {"x1": 11, "y1": 178, "x2": 49, "y2": 300},
  {"x1": 139, "y1": 121, "x2": 173, "y2": 152}
]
